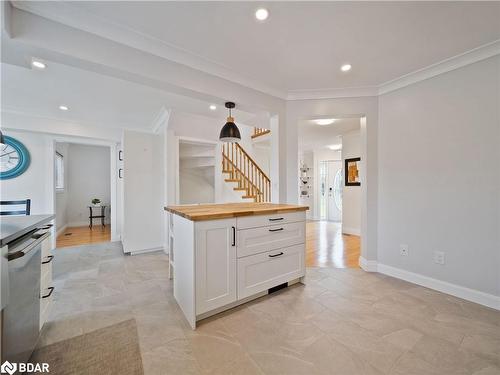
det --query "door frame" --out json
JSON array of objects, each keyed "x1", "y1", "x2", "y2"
[{"x1": 49, "y1": 137, "x2": 120, "y2": 246}]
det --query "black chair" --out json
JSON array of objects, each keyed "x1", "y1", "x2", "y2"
[{"x1": 0, "y1": 199, "x2": 31, "y2": 216}]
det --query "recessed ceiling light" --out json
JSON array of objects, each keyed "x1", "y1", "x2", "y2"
[
  {"x1": 314, "y1": 119, "x2": 336, "y2": 126},
  {"x1": 59, "y1": 105, "x2": 69, "y2": 111},
  {"x1": 209, "y1": 104, "x2": 217, "y2": 111},
  {"x1": 341, "y1": 64, "x2": 352, "y2": 72},
  {"x1": 255, "y1": 8, "x2": 269, "y2": 21},
  {"x1": 328, "y1": 144, "x2": 342, "y2": 151},
  {"x1": 32, "y1": 60, "x2": 46, "y2": 69}
]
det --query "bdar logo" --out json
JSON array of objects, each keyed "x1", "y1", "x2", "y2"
[{"x1": 1, "y1": 361, "x2": 17, "y2": 375}]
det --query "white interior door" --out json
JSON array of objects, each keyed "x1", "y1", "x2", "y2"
[{"x1": 327, "y1": 161, "x2": 342, "y2": 222}]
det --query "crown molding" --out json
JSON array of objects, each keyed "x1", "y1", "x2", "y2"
[
  {"x1": 287, "y1": 86, "x2": 378, "y2": 101},
  {"x1": 287, "y1": 40, "x2": 500, "y2": 100},
  {"x1": 378, "y1": 39, "x2": 500, "y2": 95},
  {"x1": 8, "y1": 3, "x2": 500, "y2": 102}
]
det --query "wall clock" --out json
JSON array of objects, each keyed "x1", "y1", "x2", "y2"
[{"x1": 0, "y1": 136, "x2": 31, "y2": 180}]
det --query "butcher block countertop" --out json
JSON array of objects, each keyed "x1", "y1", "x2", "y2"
[{"x1": 165, "y1": 203, "x2": 308, "y2": 221}]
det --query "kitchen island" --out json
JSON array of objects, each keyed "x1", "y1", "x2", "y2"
[{"x1": 165, "y1": 203, "x2": 308, "y2": 329}]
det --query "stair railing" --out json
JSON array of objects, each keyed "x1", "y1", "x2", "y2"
[
  {"x1": 251, "y1": 127, "x2": 271, "y2": 139},
  {"x1": 222, "y1": 143, "x2": 271, "y2": 202}
]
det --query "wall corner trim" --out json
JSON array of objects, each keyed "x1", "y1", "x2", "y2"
[{"x1": 377, "y1": 263, "x2": 500, "y2": 311}]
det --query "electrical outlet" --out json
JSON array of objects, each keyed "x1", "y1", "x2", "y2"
[
  {"x1": 434, "y1": 251, "x2": 445, "y2": 265},
  {"x1": 400, "y1": 244, "x2": 409, "y2": 256}
]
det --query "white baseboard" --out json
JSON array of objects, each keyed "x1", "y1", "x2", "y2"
[
  {"x1": 56, "y1": 224, "x2": 68, "y2": 237},
  {"x1": 359, "y1": 256, "x2": 378, "y2": 272},
  {"x1": 126, "y1": 246, "x2": 165, "y2": 255},
  {"x1": 374, "y1": 262, "x2": 500, "y2": 310},
  {"x1": 342, "y1": 226, "x2": 360, "y2": 236}
]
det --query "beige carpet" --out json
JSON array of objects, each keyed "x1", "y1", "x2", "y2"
[{"x1": 31, "y1": 319, "x2": 144, "y2": 375}]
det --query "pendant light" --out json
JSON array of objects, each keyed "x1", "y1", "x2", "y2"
[{"x1": 219, "y1": 102, "x2": 241, "y2": 143}]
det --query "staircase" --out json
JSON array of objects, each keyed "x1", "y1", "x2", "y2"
[
  {"x1": 252, "y1": 127, "x2": 271, "y2": 139},
  {"x1": 222, "y1": 142, "x2": 271, "y2": 202}
]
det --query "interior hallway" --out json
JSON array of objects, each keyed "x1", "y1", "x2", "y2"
[
  {"x1": 56, "y1": 225, "x2": 111, "y2": 248},
  {"x1": 306, "y1": 221, "x2": 361, "y2": 268}
]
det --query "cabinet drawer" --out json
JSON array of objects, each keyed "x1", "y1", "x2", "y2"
[
  {"x1": 237, "y1": 211, "x2": 305, "y2": 230},
  {"x1": 237, "y1": 221, "x2": 305, "y2": 258},
  {"x1": 237, "y1": 244, "x2": 305, "y2": 299}
]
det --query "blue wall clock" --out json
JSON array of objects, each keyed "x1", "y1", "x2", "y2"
[{"x1": 0, "y1": 136, "x2": 31, "y2": 180}]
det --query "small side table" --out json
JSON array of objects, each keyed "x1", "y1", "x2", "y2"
[{"x1": 88, "y1": 205, "x2": 107, "y2": 229}]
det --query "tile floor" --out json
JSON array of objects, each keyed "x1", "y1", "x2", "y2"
[{"x1": 40, "y1": 242, "x2": 500, "y2": 375}]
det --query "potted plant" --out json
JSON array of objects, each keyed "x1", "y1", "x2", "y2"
[{"x1": 91, "y1": 198, "x2": 101, "y2": 207}]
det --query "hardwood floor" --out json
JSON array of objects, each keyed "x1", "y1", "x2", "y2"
[
  {"x1": 306, "y1": 220, "x2": 360, "y2": 268},
  {"x1": 56, "y1": 225, "x2": 111, "y2": 248}
]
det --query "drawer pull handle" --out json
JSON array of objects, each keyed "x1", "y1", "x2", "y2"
[
  {"x1": 41, "y1": 286, "x2": 55, "y2": 299},
  {"x1": 269, "y1": 252, "x2": 284, "y2": 258},
  {"x1": 269, "y1": 228, "x2": 284, "y2": 232},
  {"x1": 42, "y1": 255, "x2": 54, "y2": 264},
  {"x1": 269, "y1": 217, "x2": 284, "y2": 221}
]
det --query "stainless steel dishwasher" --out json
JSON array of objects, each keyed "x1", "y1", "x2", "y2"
[{"x1": 1, "y1": 228, "x2": 50, "y2": 364}]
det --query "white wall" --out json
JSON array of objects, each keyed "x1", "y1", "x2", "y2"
[
  {"x1": 64, "y1": 143, "x2": 111, "y2": 226},
  {"x1": 55, "y1": 142, "x2": 69, "y2": 233},
  {"x1": 122, "y1": 130, "x2": 164, "y2": 254},
  {"x1": 342, "y1": 132, "x2": 362, "y2": 235},
  {"x1": 0, "y1": 130, "x2": 54, "y2": 215},
  {"x1": 180, "y1": 168, "x2": 215, "y2": 204},
  {"x1": 378, "y1": 55, "x2": 500, "y2": 298}
]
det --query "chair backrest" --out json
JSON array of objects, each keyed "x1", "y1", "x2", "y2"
[{"x1": 0, "y1": 199, "x2": 31, "y2": 216}]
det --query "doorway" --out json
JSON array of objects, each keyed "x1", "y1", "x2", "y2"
[
  {"x1": 319, "y1": 160, "x2": 343, "y2": 222},
  {"x1": 54, "y1": 142, "x2": 112, "y2": 248}
]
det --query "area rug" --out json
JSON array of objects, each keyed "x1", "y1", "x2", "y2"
[{"x1": 30, "y1": 319, "x2": 144, "y2": 375}]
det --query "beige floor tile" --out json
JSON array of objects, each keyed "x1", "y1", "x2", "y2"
[{"x1": 42, "y1": 242, "x2": 500, "y2": 375}]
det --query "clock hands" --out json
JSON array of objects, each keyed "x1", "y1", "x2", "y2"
[{"x1": 1, "y1": 151, "x2": 17, "y2": 158}]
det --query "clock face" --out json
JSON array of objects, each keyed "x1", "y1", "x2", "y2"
[{"x1": 0, "y1": 136, "x2": 30, "y2": 180}]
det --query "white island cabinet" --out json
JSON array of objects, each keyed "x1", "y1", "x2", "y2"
[{"x1": 166, "y1": 203, "x2": 308, "y2": 329}]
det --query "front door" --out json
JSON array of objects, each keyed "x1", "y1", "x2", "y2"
[{"x1": 327, "y1": 161, "x2": 342, "y2": 221}]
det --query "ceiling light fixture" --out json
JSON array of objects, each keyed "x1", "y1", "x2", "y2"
[
  {"x1": 314, "y1": 119, "x2": 336, "y2": 126},
  {"x1": 219, "y1": 102, "x2": 241, "y2": 143},
  {"x1": 32, "y1": 60, "x2": 46, "y2": 69},
  {"x1": 209, "y1": 104, "x2": 217, "y2": 111},
  {"x1": 341, "y1": 64, "x2": 352, "y2": 72},
  {"x1": 255, "y1": 8, "x2": 269, "y2": 21},
  {"x1": 59, "y1": 105, "x2": 69, "y2": 111},
  {"x1": 328, "y1": 144, "x2": 342, "y2": 151}
]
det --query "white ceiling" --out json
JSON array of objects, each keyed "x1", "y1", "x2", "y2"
[
  {"x1": 298, "y1": 118, "x2": 360, "y2": 152},
  {"x1": 13, "y1": 1, "x2": 500, "y2": 94},
  {"x1": 1, "y1": 61, "x2": 259, "y2": 130}
]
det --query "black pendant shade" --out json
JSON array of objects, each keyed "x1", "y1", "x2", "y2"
[
  {"x1": 219, "y1": 102, "x2": 241, "y2": 143},
  {"x1": 0, "y1": 130, "x2": 5, "y2": 145}
]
